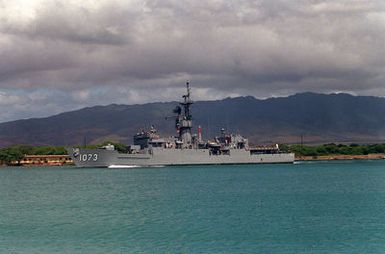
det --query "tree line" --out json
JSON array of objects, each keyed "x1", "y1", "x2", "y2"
[
  {"x1": 0, "y1": 145, "x2": 67, "y2": 165},
  {"x1": 2, "y1": 142, "x2": 385, "y2": 165},
  {"x1": 280, "y1": 143, "x2": 385, "y2": 156},
  {"x1": 0, "y1": 142, "x2": 125, "y2": 165}
]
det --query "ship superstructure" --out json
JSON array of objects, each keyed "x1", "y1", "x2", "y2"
[{"x1": 69, "y1": 83, "x2": 294, "y2": 167}]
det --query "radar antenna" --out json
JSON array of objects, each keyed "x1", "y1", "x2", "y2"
[
  {"x1": 164, "y1": 82, "x2": 194, "y2": 147},
  {"x1": 177, "y1": 82, "x2": 194, "y2": 146}
]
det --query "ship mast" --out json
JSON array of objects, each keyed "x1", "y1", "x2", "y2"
[{"x1": 176, "y1": 82, "x2": 193, "y2": 147}]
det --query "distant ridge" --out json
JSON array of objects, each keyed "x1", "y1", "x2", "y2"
[{"x1": 1, "y1": 92, "x2": 385, "y2": 146}]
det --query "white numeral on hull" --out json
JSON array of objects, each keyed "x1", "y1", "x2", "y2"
[{"x1": 79, "y1": 154, "x2": 98, "y2": 162}]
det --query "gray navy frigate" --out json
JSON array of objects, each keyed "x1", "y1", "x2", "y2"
[{"x1": 68, "y1": 83, "x2": 294, "y2": 167}]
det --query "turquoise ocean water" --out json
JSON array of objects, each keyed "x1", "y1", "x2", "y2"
[{"x1": 1, "y1": 160, "x2": 385, "y2": 253}]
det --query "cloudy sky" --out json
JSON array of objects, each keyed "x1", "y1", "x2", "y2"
[{"x1": 0, "y1": 0, "x2": 385, "y2": 122}]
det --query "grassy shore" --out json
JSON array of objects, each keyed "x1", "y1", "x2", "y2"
[
  {"x1": 296, "y1": 153, "x2": 385, "y2": 161},
  {"x1": 3, "y1": 143, "x2": 385, "y2": 166}
]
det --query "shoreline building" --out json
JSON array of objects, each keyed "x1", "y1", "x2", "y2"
[{"x1": 18, "y1": 155, "x2": 73, "y2": 166}]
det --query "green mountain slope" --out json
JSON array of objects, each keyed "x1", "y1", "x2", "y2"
[{"x1": 1, "y1": 93, "x2": 385, "y2": 146}]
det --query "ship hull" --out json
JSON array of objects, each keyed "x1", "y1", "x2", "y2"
[{"x1": 68, "y1": 148, "x2": 295, "y2": 168}]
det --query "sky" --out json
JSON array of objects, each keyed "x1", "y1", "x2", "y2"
[{"x1": 0, "y1": 0, "x2": 385, "y2": 122}]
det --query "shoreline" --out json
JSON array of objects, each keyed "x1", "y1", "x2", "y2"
[
  {"x1": 2, "y1": 153, "x2": 385, "y2": 167},
  {"x1": 295, "y1": 153, "x2": 385, "y2": 161}
]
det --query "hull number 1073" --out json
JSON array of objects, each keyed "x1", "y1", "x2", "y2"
[{"x1": 79, "y1": 154, "x2": 98, "y2": 162}]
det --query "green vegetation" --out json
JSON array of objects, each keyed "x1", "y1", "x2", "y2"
[
  {"x1": 280, "y1": 143, "x2": 385, "y2": 156},
  {"x1": 2, "y1": 142, "x2": 385, "y2": 165},
  {"x1": 0, "y1": 141, "x2": 130, "y2": 165},
  {"x1": 0, "y1": 145, "x2": 67, "y2": 165},
  {"x1": 0, "y1": 140, "x2": 132, "y2": 166}
]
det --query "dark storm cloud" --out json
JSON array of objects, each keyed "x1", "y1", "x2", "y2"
[{"x1": 0, "y1": 0, "x2": 385, "y2": 121}]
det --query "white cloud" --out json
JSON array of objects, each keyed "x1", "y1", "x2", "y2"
[
  {"x1": 72, "y1": 89, "x2": 90, "y2": 102},
  {"x1": 0, "y1": 91, "x2": 23, "y2": 105}
]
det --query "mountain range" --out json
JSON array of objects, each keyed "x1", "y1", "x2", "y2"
[{"x1": 1, "y1": 92, "x2": 385, "y2": 147}]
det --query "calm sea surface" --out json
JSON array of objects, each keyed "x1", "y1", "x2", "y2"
[{"x1": 1, "y1": 160, "x2": 385, "y2": 253}]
